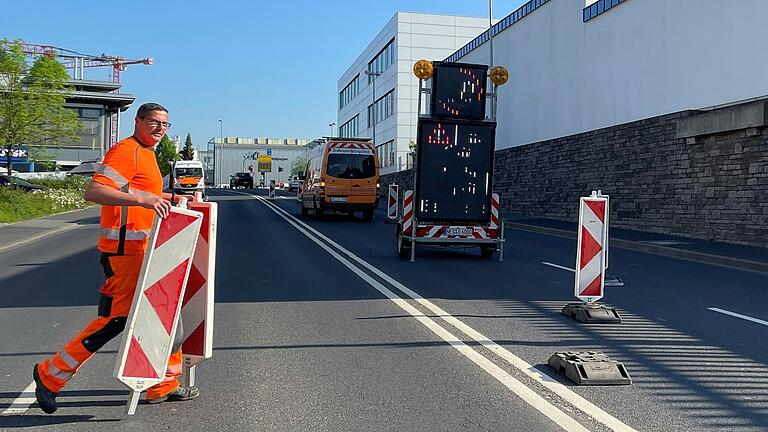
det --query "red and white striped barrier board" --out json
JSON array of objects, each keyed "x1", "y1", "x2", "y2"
[
  {"x1": 115, "y1": 207, "x2": 202, "y2": 393},
  {"x1": 574, "y1": 195, "x2": 609, "y2": 303},
  {"x1": 403, "y1": 190, "x2": 414, "y2": 234},
  {"x1": 181, "y1": 201, "x2": 217, "y2": 365},
  {"x1": 387, "y1": 184, "x2": 399, "y2": 220},
  {"x1": 490, "y1": 193, "x2": 500, "y2": 230}
]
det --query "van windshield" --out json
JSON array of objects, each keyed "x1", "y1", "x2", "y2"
[
  {"x1": 176, "y1": 168, "x2": 203, "y2": 177},
  {"x1": 326, "y1": 154, "x2": 376, "y2": 179}
]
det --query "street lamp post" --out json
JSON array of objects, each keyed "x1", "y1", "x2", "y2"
[
  {"x1": 216, "y1": 119, "x2": 222, "y2": 186},
  {"x1": 328, "y1": 122, "x2": 336, "y2": 137},
  {"x1": 364, "y1": 70, "x2": 381, "y2": 146}
]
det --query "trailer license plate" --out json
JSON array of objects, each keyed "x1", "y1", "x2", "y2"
[
  {"x1": 445, "y1": 227, "x2": 472, "y2": 236},
  {"x1": 329, "y1": 196, "x2": 347, "y2": 202}
]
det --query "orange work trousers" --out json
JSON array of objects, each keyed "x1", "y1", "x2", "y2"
[{"x1": 38, "y1": 253, "x2": 183, "y2": 399}]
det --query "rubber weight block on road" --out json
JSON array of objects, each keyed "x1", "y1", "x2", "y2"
[
  {"x1": 562, "y1": 302, "x2": 622, "y2": 323},
  {"x1": 548, "y1": 351, "x2": 632, "y2": 386}
]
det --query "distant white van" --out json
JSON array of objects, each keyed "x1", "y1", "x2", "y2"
[{"x1": 172, "y1": 160, "x2": 205, "y2": 196}]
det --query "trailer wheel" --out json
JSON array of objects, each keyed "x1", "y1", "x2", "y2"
[
  {"x1": 480, "y1": 245, "x2": 496, "y2": 258},
  {"x1": 397, "y1": 226, "x2": 412, "y2": 258}
]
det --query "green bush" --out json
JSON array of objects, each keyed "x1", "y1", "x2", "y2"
[{"x1": 0, "y1": 175, "x2": 91, "y2": 223}]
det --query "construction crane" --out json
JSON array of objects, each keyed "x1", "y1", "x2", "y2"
[
  {"x1": 21, "y1": 43, "x2": 152, "y2": 147},
  {"x1": 21, "y1": 43, "x2": 152, "y2": 82}
]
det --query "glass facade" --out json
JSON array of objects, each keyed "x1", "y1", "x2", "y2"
[
  {"x1": 376, "y1": 140, "x2": 395, "y2": 168},
  {"x1": 73, "y1": 107, "x2": 103, "y2": 149},
  {"x1": 339, "y1": 115, "x2": 359, "y2": 138},
  {"x1": 339, "y1": 74, "x2": 360, "y2": 109},
  {"x1": 367, "y1": 90, "x2": 395, "y2": 128},
  {"x1": 367, "y1": 39, "x2": 396, "y2": 83}
]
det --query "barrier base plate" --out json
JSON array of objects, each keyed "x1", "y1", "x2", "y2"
[
  {"x1": 548, "y1": 351, "x2": 632, "y2": 386},
  {"x1": 604, "y1": 275, "x2": 625, "y2": 287},
  {"x1": 562, "y1": 302, "x2": 622, "y2": 323}
]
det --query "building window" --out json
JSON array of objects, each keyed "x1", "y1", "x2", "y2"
[
  {"x1": 339, "y1": 116, "x2": 359, "y2": 138},
  {"x1": 583, "y1": 0, "x2": 627, "y2": 21},
  {"x1": 367, "y1": 90, "x2": 395, "y2": 128},
  {"x1": 339, "y1": 75, "x2": 360, "y2": 109},
  {"x1": 71, "y1": 107, "x2": 102, "y2": 149},
  {"x1": 376, "y1": 140, "x2": 395, "y2": 168},
  {"x1": 367, "y1": 39, "x2": 396, "y2": 83}
]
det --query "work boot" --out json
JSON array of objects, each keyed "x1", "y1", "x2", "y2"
[
  {"x1": 33, "y1": 364, "x2": 58, "y2": 414},
  {"x1": 146, "y1": 386, "x2": 200, "y2": 404}
]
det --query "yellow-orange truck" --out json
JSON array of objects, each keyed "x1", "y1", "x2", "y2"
[{"x1": 299, "y1": 138, "x2": 379, "y2": 221}]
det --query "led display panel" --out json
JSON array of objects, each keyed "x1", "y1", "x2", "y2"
[
  {"x1": 415, "y1": 118, "x2": 496, "y2": 223},
  {"x1": 430, "y1": 62, "x2": 488, "y2": 120}
]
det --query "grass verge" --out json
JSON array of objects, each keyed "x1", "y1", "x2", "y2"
[{"x1": 0, "y1": 176, "x2": 90, "y2": 223}]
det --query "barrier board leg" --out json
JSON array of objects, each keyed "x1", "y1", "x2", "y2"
[
  {"x1": 125, "y1": 390, "x2": 141, "y2": 416},
  {"x1": 499, "y1": 219, "x2": 505, "y2": 262},
  {"x1": 410, "y1": 239, "x2": 416, "y2": 263},
  {"x1": 183, "y1": 364, "x2": 196, "y2": 388}
]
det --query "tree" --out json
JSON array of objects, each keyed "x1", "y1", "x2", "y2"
[
  {"x1": 180, "y1": 133, "x2": 195, "y2": 160},
  {"x1": 291, "y1": 153, "x2": 308, "y2": 176},
  {"x1": 0, "y1": 39, "x2": 82, "y2": 173},
  {"x1": 155, "y1": 134, "x2": 180, "y2": 176}
]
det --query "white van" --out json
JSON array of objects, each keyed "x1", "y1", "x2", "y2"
[{"x1": 172, "y1": 160, "x2": 205, "y2": 196}]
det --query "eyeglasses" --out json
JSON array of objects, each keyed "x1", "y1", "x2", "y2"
[{"x1": 141, "y1": 117, "x2": 172, "y2": 130}]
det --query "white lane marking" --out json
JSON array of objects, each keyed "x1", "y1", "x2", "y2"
[
  {"x1": 257, "y1": 194, "x2": 636, "y2": 432},
  {"x1": 708, "y1": 308, "x2": 768, "y2": 327},
  {"x1": 542, "y1": 262, "x2": 576, "y2": 273},
  {"x1": 2, "y1": 381, "x2": 36, "y2": 415},
  {"x1": 249, "y1": 194, "x2": 589, "y2": 432},
  {"x1": 0, "y1": 224, "x2": 79, "y2": 255}
]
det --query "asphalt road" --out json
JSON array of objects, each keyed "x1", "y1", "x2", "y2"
[{"x1": 0, "y1": 188, "x2": 766, "y2": 431}]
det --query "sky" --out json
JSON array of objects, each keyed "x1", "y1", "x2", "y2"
[{"x1": 1, "y1": 0, "x2": 527, "y2": 149}]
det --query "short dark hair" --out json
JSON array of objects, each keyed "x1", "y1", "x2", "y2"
[{"x1": 136, "y1": 103, "x2": 168, "y2": 118}]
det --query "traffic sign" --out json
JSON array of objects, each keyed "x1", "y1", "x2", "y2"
[
  {"x1": 415, "y1": 118, "x2": 496, "y2": 223},
  {"x1": 266, "y1": 149, "x2": 272, "y2": 156},
  {"x1": 574, "y1": 195, "x2": 609, "y2": 303},
  {"x1": 430, "y1": 61, "x2": 488, "y2": 120},
  {"x1": 258, "y1": 154, "x2": 272, "y2": 173}
]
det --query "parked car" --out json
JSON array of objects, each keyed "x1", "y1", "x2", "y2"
[
  {"x1": 0, "y1": 175, "x2": 46, "y2": 191},
  {"x1": 288, "y1": 175, "x2": 304, "y2": 192},
  {"x1": 229, "y1": 172, "x2": 254, "y2": 189}
]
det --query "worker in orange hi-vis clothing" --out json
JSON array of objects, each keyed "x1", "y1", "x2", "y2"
[{"x1": 32, "y1": 103, "x2": 198, "y2": 414}]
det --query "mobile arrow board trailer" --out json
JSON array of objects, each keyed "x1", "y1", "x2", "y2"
[{"x1": 394, "y1": 60, "x2": 510, "y2": 262}]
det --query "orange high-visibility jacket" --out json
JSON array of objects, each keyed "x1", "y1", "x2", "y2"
[{"x1": 92, "y1": 136, "x2": 163, "y2": 255}]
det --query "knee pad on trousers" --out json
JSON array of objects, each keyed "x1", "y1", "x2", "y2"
[{"x1": 82, "y1": 317, "x2": 127, "y2": 353}]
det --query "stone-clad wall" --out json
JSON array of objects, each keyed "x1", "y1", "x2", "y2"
[{"x1": 381, "y1": 101, "x2": 768, "y2": 247}]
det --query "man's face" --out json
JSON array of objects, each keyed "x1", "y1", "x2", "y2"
[{"x1": 134, "y1": 110, "x2": 170, "y2": 146}]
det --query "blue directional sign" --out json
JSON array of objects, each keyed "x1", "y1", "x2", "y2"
[{"x1": 266, "y1": 149, "x2": 272, "y2": 156}]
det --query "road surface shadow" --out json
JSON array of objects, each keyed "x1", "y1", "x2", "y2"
[{"x1": 0, "y1": 415, "x2": 119, "y2": 428}]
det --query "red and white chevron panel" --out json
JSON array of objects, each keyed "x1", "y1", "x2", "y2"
[
  {"x1": 387, "y1": 184, "x2": 399, "y2": 220},
  {"x1": 115, "y1": 207, "x2": 203, "y2": 391},
  {"x1": 328, "y1": 141, "x2": 373, "y2": 150},
  {"x1": 574, "y1": 196, "x2": 609, "y2": 303},
  {"x1": 402, "y1": 190, "x2": 414, "y2": 234},
  {"x1": 490, "y1": 193, "x2": 500, "y2": 229},
  {"x1": 181, "y1": 201, "x2": 218, "y2": 365}
]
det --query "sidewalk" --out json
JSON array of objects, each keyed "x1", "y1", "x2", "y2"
[
  {"x1": 0, "y1": 206, "x2": 100, "y2": 254},
  {"x1": 505, "y1": 216, "x2": 768, "y2": 273}
]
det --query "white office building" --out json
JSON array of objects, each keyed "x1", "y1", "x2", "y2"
[
  {"x1": 336, "y1": 12, "x2": 492, "y2": 174},
  {"x1": 449, "y1": 0, "x2": 768, "y2": 150}
]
